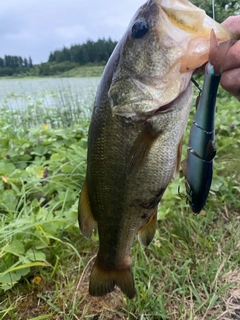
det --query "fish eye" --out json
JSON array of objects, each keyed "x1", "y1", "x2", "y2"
[{"x1": 132, "y1": 18, "x2": 149, "y2": 39}]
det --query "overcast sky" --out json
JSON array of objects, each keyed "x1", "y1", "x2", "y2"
[{"x1": 0, "y1": 0, "x2": 144, "y2": 64}]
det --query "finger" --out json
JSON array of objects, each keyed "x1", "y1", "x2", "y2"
[
  {"x1": 221, "y1": 40, "x2": 240, "y2": 72},
  {"x1": 221, "y1": 68, "x2": 240, "y2": 101},
  {"x1": 222, "y1": 16, "x2": 240, "y2": 34}
]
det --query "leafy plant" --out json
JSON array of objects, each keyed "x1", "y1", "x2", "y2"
[{"x1": 0, "y1": 86, "x2": 90, "y2": 293}]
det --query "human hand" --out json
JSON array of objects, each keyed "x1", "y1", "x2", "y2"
[{"x1": 221, "y1": 16, "x2": 240, "y2": 101}]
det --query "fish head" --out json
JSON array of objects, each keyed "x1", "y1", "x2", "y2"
[{"x1": 109, "y1": 0, "x2": 234, "y2": 116}]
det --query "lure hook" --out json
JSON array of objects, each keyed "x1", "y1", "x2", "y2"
[{"x1": 178, "y1": 185, "x2": 186, "y2": 198}]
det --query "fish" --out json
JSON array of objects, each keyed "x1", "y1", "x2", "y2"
[{"x1": 78, "y1": 0, "x2": 237, "y2": 299}]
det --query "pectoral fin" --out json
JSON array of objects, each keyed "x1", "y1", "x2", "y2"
[
  {"x1": 126, "y1": 124, "x2": 163, "y2": 178},
  {"x1": 138, "y1": 209, "x2": 157, "y2": 247},
  {"x1": 78, "y1": 181, "x2": 97, "y2": 239}
]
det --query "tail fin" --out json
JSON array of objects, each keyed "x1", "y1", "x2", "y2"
[{"x1": 89, "y1": 256, "x2": 136, "y2": 299}]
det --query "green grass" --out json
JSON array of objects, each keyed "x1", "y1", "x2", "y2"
[
  {"x1": 0, "y1": 82, "x2": 240, "y2": 319},
  {"x1": 0, "y1": 65, "x2": 105, "y2": 79},
  {"x1": 60, "y1": 65, "x2": 105, "y2": 78}
]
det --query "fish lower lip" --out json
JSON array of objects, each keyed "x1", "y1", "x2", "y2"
[
  {"x1": 113, "y1": 98, "x2": 176, "y2": 120},
  {"x1": 134, "y1": 98, "x2": 177, "y2": 120}
]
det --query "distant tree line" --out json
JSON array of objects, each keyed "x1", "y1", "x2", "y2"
[
  {"x1": 0, "y1": 38, "x2": 117, "y2": 77},
  {"x1": 0, "y1": 55, "x2": 33, "y2": 76},
  {"x1": 36, "y1": 38, "x2": 118, "y2": 76},
  {"x1": 48, "y1": 38, "x2": 117, "y2": 65}
]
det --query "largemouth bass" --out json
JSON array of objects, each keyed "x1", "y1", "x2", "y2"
[{"x1": 78, "y1": 0, "x2": 236, "y2": 299}]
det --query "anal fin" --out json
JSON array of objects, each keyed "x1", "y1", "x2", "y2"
[
  {"x1": 138, "y1": 209, "x2": 157, "y2": 247},
  {"x1": 89, "y1": 256, "x2": 136, "y2": 299},
  {"x1": 78, "y1": 180, "x2": 97, "y2": 239}
]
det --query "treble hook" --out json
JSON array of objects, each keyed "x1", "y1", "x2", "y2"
[{"x1": 178, "y1": 185, "x2": 185, "y2": 198}]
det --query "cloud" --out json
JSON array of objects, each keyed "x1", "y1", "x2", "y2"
[
  {"x1": 54, "y1": 25, "x2": 91, "y2": 41},
  {"x1": 0, "y1": 0, "x2": 144, "y2": 63},
  {"x1": 0, "y1": 12, "x2": 26, "y2": 36}
]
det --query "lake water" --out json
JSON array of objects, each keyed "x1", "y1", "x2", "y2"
[
  {"x1": 0, "y1": 77, "x2": 101, "y2": 128},
  {"x1": 0, "y1": 77, "x2": 100, "y2": 112}
]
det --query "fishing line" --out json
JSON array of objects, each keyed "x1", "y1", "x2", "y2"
[
  {"x1": 191, "y1": 77, "x2": 202, "y2": 93},
  {"x1": 212, "y1": 0, "x2": 215, "y2": 20}
]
